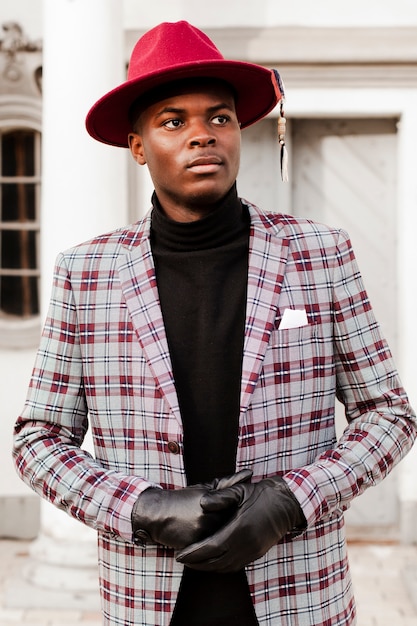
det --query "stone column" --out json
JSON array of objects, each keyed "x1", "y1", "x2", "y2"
[{"x1": 6, "y1": 0, "x2": 127, "y2": 610}]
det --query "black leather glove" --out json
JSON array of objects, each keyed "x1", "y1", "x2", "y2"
[
  {"x1": 131, "y1": 469, "x2": 253, "y2": 549},
  {"x1": 176, "y1": 475, "x2": 306, "y2": 572}
]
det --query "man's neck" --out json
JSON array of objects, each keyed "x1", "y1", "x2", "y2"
[{"x1": 154, "y1": 186, "x2": 237, "y2": 223}]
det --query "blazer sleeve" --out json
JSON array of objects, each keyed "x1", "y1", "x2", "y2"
[
  {"x1": 12, "y1": 253, "x2": 156, "y2": 542},
  {"x1": 284, "y1": 229, "x2": 417, "y2": 526}
]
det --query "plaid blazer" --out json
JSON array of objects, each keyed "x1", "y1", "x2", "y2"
[{"x1": 14, "y1": 201, "x2": 416, "y2": 626}]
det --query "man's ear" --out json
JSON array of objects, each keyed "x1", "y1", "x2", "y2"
[{"x1": 128, "y1": 133, "x2": 146, "y2": 165}]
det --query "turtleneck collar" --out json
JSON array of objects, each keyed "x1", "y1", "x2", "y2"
[{"x1": 150, "y1": 184, "x2": 248, "y2": 252}]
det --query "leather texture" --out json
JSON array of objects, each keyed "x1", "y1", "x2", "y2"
[
  {"x1": 131, "y1": 469, "x2": 252, "y2": 549},
  {"x1": 177, "y1": 476, "x2": 306, "y2": 572}
]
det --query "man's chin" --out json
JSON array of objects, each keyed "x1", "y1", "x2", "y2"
[
  {"x1": 187, "y1": 183, "x2": 234, "y2": 208},
  {"x1": 155, "y1": 181, "x2": 237, "y2": 222}
]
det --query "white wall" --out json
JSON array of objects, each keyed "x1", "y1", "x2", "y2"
[
  {"x1": 0, "y1": 350, "x2": 37, "y2": 497},
  {"x1": 2, "y1": 0, "x2": 416, "y2": 35},
  {"x1": 124, "y1": 0, "x2": 417, "y2": 28}
]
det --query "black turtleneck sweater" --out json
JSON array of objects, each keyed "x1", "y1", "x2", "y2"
[{"x1": 150, "y1": 185, "x2": 259, "y2": 625}]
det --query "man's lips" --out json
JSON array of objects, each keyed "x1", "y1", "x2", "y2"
[{"x1": 187, "y1": 155, "x2": 223, "y2": 173}]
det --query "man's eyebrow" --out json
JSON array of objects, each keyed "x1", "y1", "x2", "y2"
[
  {"x1": 154, "y1": 106, "x2": 185, "y2": 119},
  {"x1": 208, "y1": 102, "x2": 235, "y2": 114},
  {"x1": 154, "y1": 102, "x2": 235, "y2": 118}
]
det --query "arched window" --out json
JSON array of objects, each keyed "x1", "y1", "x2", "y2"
[
  {"x1": 0, "y1": 22, "x2": 42, "y2": 348},
  {"x1": 0, "y1": 126, "x2": 41, "y2": 319}
]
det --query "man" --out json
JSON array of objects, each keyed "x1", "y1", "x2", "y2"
[{"x1": 13, "y1": 20, "x2": 416, "y2": 626}]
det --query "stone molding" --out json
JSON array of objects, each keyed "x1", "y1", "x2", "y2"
[{"x1": 126, "y1": 26, "x2": 417, "y2": 89}]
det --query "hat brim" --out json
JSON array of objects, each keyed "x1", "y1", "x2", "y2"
[{"x1": 85, "y1": 60, "x2": 281, "y2": 147}]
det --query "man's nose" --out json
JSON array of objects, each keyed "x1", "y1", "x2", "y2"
[{"x1": 188, "y1": 121, "x2": 216, "y2": 147}]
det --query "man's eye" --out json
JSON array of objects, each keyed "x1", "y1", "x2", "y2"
[
  {"x1": 163, "y1": 119, "x2": 183, "y2": 129},
  {"x1": 212, "y1": 115, "x2": 229, "y2": 125}
]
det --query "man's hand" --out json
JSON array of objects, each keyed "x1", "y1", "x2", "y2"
[
  {"x1": 176, "y1": 476, "x2": 306, "y2": 572},
  {"x1": 131, "y1": 469, "x2": 253, "y2": 549}
]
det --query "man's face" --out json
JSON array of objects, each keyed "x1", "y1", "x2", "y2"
[{"x1": 128, "y1": 80, "x2": 241, "y2": 222}]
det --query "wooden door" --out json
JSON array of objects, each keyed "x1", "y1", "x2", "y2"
[{"x1": 240, "y1": 117, "x2": 400, "y2": 536}]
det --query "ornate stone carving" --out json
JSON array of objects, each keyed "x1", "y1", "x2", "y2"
[{"x1": 0, "y1": 22, "x2": 42, "y2": 96}]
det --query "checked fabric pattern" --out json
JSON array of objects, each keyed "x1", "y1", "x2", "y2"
[{"x1": 13, "y1": 201, "x2": 416, "y2": 625}]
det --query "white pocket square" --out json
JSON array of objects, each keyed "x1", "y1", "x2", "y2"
[{"x1": 278, "y1": 308, "x2": 308, "y2": 330}]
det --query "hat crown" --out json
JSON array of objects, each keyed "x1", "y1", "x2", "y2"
[
  {"x1": 127, "y1": 21, "x2": 224, "y2": 81},
  {"x1": 86, "y1": 20, "x2": 281, "y2": 147}
]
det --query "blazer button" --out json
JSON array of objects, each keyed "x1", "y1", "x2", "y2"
[
  {"x1": 167, "y1": 441, "x2": 180, "y2": 455},
  {"x1": 133, "y1": 529, "x2": 151, "y2": 547}
]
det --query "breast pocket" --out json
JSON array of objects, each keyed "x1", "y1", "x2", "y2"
[
  {"x1": 265, "y1": 321, "x2": 333, "y2": 388},
  {"x1": 277, "y1": 323, "x2": 317, "y2": 342}
]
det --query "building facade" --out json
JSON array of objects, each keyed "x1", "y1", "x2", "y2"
[{"x1": 1, "y1": 0, "x2": 417, "y2": 552}]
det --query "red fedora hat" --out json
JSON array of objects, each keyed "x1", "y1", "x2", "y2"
[{"x1": 85, "y1": 21, "x2": 283, "y2": 148}]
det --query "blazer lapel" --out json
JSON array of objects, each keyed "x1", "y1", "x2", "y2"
[
  {"x1": 117, "y1": 229, "x2": 182, "y2": 425},
  {"x1": 240, "y1": 207, "x2": 290, "y2": 414},
  {"x1": 116, "y1": 207, "x2": 289, "y2": 425}
]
